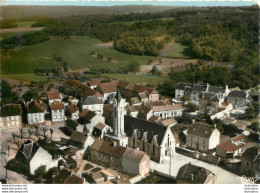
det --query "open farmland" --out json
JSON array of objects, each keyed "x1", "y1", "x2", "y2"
[{"x1": 1, "y1": 36, "x2": 156, "y2": 77}]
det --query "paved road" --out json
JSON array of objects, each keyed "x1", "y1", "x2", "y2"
[{"x1": 150, "y1": 153, "x2": 242, "y2": 184}]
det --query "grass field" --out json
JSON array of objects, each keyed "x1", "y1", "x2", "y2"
[
  {"x1": 102, "y1": 73, "x2": 170, "y2": 83},
  {"x1": 1, "y1": 36, "x2": 156, "y2": 76},
  {"x1": 1, "y1": 73, "x2": 49, "y2": 82},
  {"x1": 15, "y1": 21, "x2": 37, "y2": 28},
  {"x1": 162, "y1": 43, "x2": 191, "y2": 58}
]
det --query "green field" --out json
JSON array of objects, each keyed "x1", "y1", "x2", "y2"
[
  {"x1": 1, "y1": 73, "x2": 49, "y2": 82},
  {"x1": 102, "y1": 73, "x2": 170, "y2": 83},
  {"x1": 15, "y1": 21, "x2": 37, "y2": 28},
  {"x1": 1, "y1": 36, "x2": 156, "y2": 76},
  {"x1": 162, "y1": 43, "x2": 191, "y2": 58}
]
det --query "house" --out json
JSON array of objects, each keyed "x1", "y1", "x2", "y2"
[
  {"x1": 81, "y1": 96, "x2": 104, "y2": 115},
  {"x1": 232, "y1": 120, "x2": 250, "y2": 131},
  {"x1": 90, "y1": 139, "x2": 126, "y2": 171},
  {"x1": 186, "y1": 122, "x2": 220, "y2": 152},
  {"x1": 227, "y1": 90, "x2": 248, "y2": 109},
  {"x1": 127, "y1": 105, "x2": 141, "y2": 118},
  {"x1": 66, "y1": 104, "x2": 79, "y2": 120},
  {"x1": 27, "y1": 100, "x2": 45, "y2": 125},
  {"x1": 216, "y1": 141, "x2": 242, "y2": 158},
  {"x1": 51, "y1": 101, "x2": 65, "y2": 122},
  {"x1": 175, "y1": 82, "x2": 192, "y2": 101},
  {"x1": 129, "y1": 97, "x2": 142, "y2": 106},
  {"x1": 64, "y1": 174, "x2": 85, "y2": 184},
  {"x1": 125, "y1": 115, "x2": 176, "y2": 163},
  {"x1": 138, "y1": 106, "x2": 153, "y2": 120},
  {"x1": 69, "y1": 131, "x2": 94, "y2": 151},
  {"x1": 177, "y1": 164, "x2": 215, "y2": 184},
  {"x1": 53, "y1": 169, "x2": 71, "y2": 184},
  {"x1": 96, "y1": 81, "x2": 117, "y2": 101},
  {"x1": 65, "y1": 118, "x2": 80, "y2": 133},
  {"x1": 155, "y1": 118, "x2": 177, "y2": 127},
  {"x1": 87, "y1": 79, "x2": 102, "y2": 89},
  {"x1": 92, "y1": 122, "x2": 111, "y2": 139},
  {"x1": 91, "y1": 171, "x2": 105, "y2": 184},
  {"x1": 77, "y1": 109, "x2": 105, "y2": 133},
  {"x1": 152, "y1": 104, "x2": 184, "y2": 119},
  {"x1": 47, "y1": 91, "x2": 62, "y2": 105},
  {"x1": 198, "y1": 93, "x2": 221, "y2": 114},
  {"x1": 65, "y1": 80, "x2": 102, "y2": 99},
  {"x1": 240, "y1": 147, "x2": 260, "y2": 177},
  {"x1": 122, "y1": 147, "x2": 150, "y2": 177},
  {"x1": 16, "y1": 140, "x2": 58, "y2": 175},
  {"x1": 221, "y1": 117, "x2": 236, "y2": 125},
  {"x1": 0, "y1": 104, "x2": 22, "y2": 128},
  {"x1": 190, "y1": 84, "x2": 207, "y2": 103},
  {"x1": 231, "y1": 134, "x2": 245, "y2": 146}
]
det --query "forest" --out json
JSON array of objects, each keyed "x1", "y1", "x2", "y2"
[{"x1": 1, "y1": 5, "x2": 259, "y2": 90}]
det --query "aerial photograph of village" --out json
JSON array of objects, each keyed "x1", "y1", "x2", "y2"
[{"x1": 0, "y1": 0, "x2": 259, "y2": 187}]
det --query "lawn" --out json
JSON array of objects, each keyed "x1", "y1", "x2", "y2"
[
  {"x1": 162, "y1": 43, "x2": 191, "y2": 59},
  {"x1": 15, "y1": 21, "x2": 37, "y2": 28},
  {"x1": 1, "y1": 36, "x2": 156, "y2": 76},
  {"x1": 102, "y1": 73, "x2": 170, "y2": 83},
  {"x1": 1, "y1": 73, "x2": 49, "y2": 82}
]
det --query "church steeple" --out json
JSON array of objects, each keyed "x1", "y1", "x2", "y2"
[{"x1": 113, "y1": 88, "x2": 125, "y2": 137}]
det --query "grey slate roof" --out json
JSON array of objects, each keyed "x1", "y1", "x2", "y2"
[
  {"x1": 208, "y1": 86, "x2": 225, "y2": 94},
  {"x1": 19, "y1": 140, "x2": 40, "y2": 161},
  {"x1": 191, "y1": 84, "x2": 206, "y2": 92},
  {"x1": 82, "y1": 96, "x2": 103, "y2": 105},
  {"x1": 70, "y1": 131, "x2": 88, "y2": 143},
  {"x1": 241, "y1": 147, "x2": 259, "y2": 161},
  {"x1": 176, "y1": 82, "x2": 192, "y2": 90},
  {"x1": 202, "y1": 93, "x2": 219, "y2": 102},
  {"x1": 124, "y1": 115, "x2": 167, "y2": 145},
  {"x1": 228, "y1": 90, "x2": 247, "y2": 99}
]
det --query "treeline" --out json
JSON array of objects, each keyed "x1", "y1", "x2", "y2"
[{"x1": 1, "y1": 31, "x2": 50, "y2": 49}]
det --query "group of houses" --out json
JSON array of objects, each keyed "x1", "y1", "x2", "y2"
[{"x1": 1, "y1": 79, "x2": 259, "y2": 183}]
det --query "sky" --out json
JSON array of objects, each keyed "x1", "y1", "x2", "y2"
[{"x1": 2, "y1": 1, "x2": 258, "y2": 7}]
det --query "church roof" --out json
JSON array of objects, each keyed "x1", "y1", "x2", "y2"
[
  {"x1": 124, "y1": 115, "x2": 167, "y2": 145},
  {"x1": 115, "y1": 88, "x2": 122, "y2": 103}
]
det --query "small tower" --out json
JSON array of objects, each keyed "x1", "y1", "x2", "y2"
[{"x1": 113, "y1": 88, "x2": 125, "y2": 137}]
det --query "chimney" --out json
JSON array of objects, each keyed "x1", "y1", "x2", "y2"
[
  {"x1": 192, "y1": 119, "x2": 196, "y2": 124},
  {"x1": 112, "y1": 141, "x2": 117, "y2": 147},
  {"x1": 206, "y1": 83, "x2": 209, "y2": 92}
]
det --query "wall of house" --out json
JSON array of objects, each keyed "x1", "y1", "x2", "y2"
[
  {"x1": 0, "y1": 115, "x2": 22, "y2": 128},
  {"x1": 175, "y1": 89, "x2": 184, "y2": 100},
  {"x1": 209, "y1": 130, "x2": 220, "y2": 149},
  {"x1": 28, "y1": 113, "x2": 45, "y2": 125},
  {"x1": 71, "y1": 111, "x2": 79, "y2": 120},
  {"x1": 139, "y1": 154, "x2": 150, "y2": 177},
  {"x1": 49, "y1": 99, "x2": 62, "y2": 105},
  {"x1": 30, "y1": 147, "x2": 53, "y2": 175},
  {"x1": 160, "y1": 127, "x2": 176, "y2": 163},
  {"x1": 122, "y1": 157, "x2": 140, "y2": 175},
  {"x1": 190, "y1": 91, "x2": 200, "y2": 102},
  {"x1": 153, "y1": 109, "x2": 183, "y2": 119},
  {"x1": 149, "y1": 93, "x2": 159, "y2": 102},
  {"x1": 82, "y1": 104, "x2": 104, "y2": 115},
  {"x1": 227, "y1": 97, "x2": 246, "y2": 109},
  {"x1": 210, "y1": 103, "x2": 233, "y2": 120},
  {"x1": 186, "y1": 134, "x2": 209, "y2": 152},
  {"x1": 216, "y1": 147, "x2": 227, "y2": 158},
  {"x1": 51, "y1": 109, "x2": 65, "y2": 122}
]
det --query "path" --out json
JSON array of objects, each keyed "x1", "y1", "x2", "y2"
[
  {"x1": 159, "y1": 41, "x2": 176, "y2": 57},
  {"x1": 150, "y1": 153, "x2": 241, "y2": 184}
]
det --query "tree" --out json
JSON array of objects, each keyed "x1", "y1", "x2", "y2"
[
  {"x1": 34, "y1": 165, "x2": 46, "y2": 183},
  {"x1": 41, "y1": 127, "x2": 48, "y2": 140},
  {"x1": 18, "y1": 128, "x2": 26, "y2": 141},
  {"x1": 27, "y1": 128, "x2": 34, "y2": 139},
  {"x1": 23, "y1": 89, "x2": 39, "y2": 102},
  {"x1": 185, "y1": 102, "x2": 198, "y2": 112}
]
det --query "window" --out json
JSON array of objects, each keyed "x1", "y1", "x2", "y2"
[
  {"x1": 190, "y1": 136, "x2": 193, "y2": 141},
  {"x1": 133, "y1": 138, "x2": 135, "y2": 147},
  {"x1": 202, "y1": 139, "x2": 206, "y2": 144},
  {"x1": 152, "y1": 144, "x2": 156, "y2": 154},
  {"x1": 196, "y1": 137, "x2": 199, "y2": 142},
  {"x1": 11, "y1": 116, "x2": 15, "y2": 120},
  {"x1": 143, "y1": 140, "x2": 145, "y2": 151}
]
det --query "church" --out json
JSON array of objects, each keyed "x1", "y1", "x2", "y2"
[{"x1": 104, "y1": 89, "x2": 176, "y2": 164}]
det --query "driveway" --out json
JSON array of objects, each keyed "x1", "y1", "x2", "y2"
[{"x1": 150, "y1": 153, "x2": 241, "y2": 184}]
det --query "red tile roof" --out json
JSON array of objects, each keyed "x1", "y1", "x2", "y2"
[
  {"x1": 232, "y1": 134, "x2": 245, "y2": 142},
  {"x1": 51, "y1": 101, "x2": 64, "y2": 110},
  {"x1": 217, "y1": 141, "x2": 241, "y2": 152},
  {"x1": 65, "y1": 80, "x2": 97, "y2": 98},
  {"x1": 97, "y1": 81, "x2": 117, "y2": 94},
  {"x1": 88, "y1": 79, "x2": 102, "y2": 86},
  {"x1": 67, "y1": 104, "x2": 79, "y2": 114},
  {"x1": 47, "y1": 91, "x2": 61, "y2": 100}
]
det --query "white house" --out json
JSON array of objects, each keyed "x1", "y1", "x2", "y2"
[
  {"x1": 77, "y1": 109, "x2": 105, "y2": 134},
  {"x1": 47, "y1": 91, "x2": 62, "y2": 105},
  {"x1": 18, "y1": 140, "x2": 58, "y2": 175},
  {"x1": 27, "y1": 100, "x2": 45, "y2": 125},
  {"x1": 51, "y1": 101, "x2": 65, "y2": 122},
  {"x1": 227, "y1": 90, "x2": 248, "y2": 110},
  {"x1": 152, "y1": 104, "x2": 184, "y2": 119},
  {"x1": 216, "y1": 141, "x2": 242, "y2": 158},
  {"x1": 96, "y1": 81, "x2": 117, "y2": 102},
  {"x1": 175, "y1": 82, "x2": 192, "y2": 101},
  {"x1": 186, "y1": 122, "x2": 220, "y2": 152},
  {"x1": 66, "y1": 104, "x2": 79, "y2": 120},
  {"x1": 81, "y1": 96, "x2": 104, "y2": 115},
  {"x1": 92, "y1": 122, "x2": 111, "y2": 139},
  {"x1": 0, "y1": 104, "x2": 22, "y2": 128}
]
